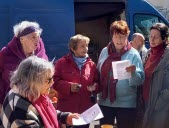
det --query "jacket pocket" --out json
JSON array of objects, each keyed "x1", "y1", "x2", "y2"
[{"x1": 155, "y1": 89, "x2": 169, "y2": 111}]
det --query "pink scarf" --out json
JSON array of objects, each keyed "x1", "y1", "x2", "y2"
[
  {"x1": 100, "y1": 42, "x2": 131, "y2": 102},
  {"x1": 33, "y1": 95, "x2": 59, "y2": 128}
]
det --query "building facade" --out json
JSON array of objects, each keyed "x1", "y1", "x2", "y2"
[{"x1": 147, "y1": 0, "x2": 169, "y2": 19}]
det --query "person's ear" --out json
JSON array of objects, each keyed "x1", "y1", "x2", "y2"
[
  {"x1": 20, "y1": 37, "x2": 24, "y2": 43},
  {"x1": 70, "y1": 48, "x2": 75, "y2": 53},
  {"x1": 133, "y1": 39, "x2": 137, "y2": 45}
]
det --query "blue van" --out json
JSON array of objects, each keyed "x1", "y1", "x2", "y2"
[{"x1": 0, "y1": 0, "x2": 168, "y2": 62}]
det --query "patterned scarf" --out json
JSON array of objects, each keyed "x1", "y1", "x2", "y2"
[{"x1": 100, "y1": 42, "x2": 131, "y2": 102}]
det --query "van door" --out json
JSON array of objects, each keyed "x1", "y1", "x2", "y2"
[
  {"x1": 126, "y1": 0, "x2": 169, "y2": 48},
  {"x1": 74, "y1": 1, "x2": 125, "y2": 63},
  {"x1": 0, "y1": 1, "x2": 10, "y2": 48},
  {"x1": 0, "y1": 0, "x2": 75, "y2": 60}
]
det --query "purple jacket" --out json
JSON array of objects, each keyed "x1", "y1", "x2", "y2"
[{"x1": 0, "y1": 36, "x2": 48, "y2": 104}]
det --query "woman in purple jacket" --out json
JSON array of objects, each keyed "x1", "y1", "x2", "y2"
[{"x1": 0, "y1": 21, "x2": 48, "y2": 111}]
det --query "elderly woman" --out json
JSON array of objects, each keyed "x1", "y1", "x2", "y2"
[
  {"x1": 1, "y1": 56, "x2": 79, "y2": 128},
  {"x1": 53, "y1": 34, "x2": 99, "y2": 128},
  {"x1": 143, "y1": 23, "x2": 169, "y2": 128},
  {"x1": 97, "y1": 20, "x2": 144, "y2": 128},
  {"x1": 0, "y1": 21, "x2": 48, "y2": 110}
]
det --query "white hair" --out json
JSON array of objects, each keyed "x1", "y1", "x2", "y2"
[
  {"x1": 13, "y1": 21, "x2": 42, "y2": 37},
  {"x1": 10, "y1": 56, "x2": 54, "y2": 101}
]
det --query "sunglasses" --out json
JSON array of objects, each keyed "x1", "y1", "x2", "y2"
[{"x1": 47, "y1": 77, "x2": 53, "y2": 84}]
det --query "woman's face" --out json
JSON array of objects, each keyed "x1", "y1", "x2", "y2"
[
  {"x1": 149, "y1": 29, "x2": 163, "y2": 47},
  {"x1": 112, "y1": 33, "x2": 128, "y2": 52},
  {"x1": 20, "y1": 32, "x2": 40, "y2": 54},
  {"x1": 40, "y1": 73, "x2": 54, "y2": 95},
  {"x1": 71, "y1": 40, "x2": 88, "y2": 57}
]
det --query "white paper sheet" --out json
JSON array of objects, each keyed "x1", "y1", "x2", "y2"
[
  {"x1": 112, "y1": 60, "x2": 131, "y2": 80},
  {"x1": 72, "y1": 104, "x2": 103, "y2": 125}
]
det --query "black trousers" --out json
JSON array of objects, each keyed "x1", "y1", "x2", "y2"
[
  {"x1": 66, "y1": 124, "x2": 89, "y2": 128},
  {"x1": 100, "y1": 105, "x2": 137, "y2": 128}
]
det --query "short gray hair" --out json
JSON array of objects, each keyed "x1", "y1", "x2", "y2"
[
  {"x1": 13, "y1": 21, "x2": 42, "y2": 37},
  {"x1": 68, "y1": 34, "x2": 90, "y2": 51},
  {"x1": 131, "y1": 33, "x2": 145, "y2": 41},
  {"x1": 10, "y1": 56, "x2": 54, "y2": 101}
]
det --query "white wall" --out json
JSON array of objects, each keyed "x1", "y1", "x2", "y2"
[
  {"x1": 147, "y1": 0, "x2": 164, "y2": 7},
  {"x1": 147, "y1": 0, "x2": 169, "y2": 19}
]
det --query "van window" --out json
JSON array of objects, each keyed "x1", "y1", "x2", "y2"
[{"x1": 134, "y1": 14, "x2": 165, "y2": 42}]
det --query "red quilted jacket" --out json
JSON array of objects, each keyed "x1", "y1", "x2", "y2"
[{"x1": 53, "y1": 53, "x2": 99, "y2": 114}]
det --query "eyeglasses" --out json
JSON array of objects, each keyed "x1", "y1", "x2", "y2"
[
  {"x1": 47, "y1": 77, "x2": 53, "y2": 84},
  {"x1": 148, "y1": 35, "x2": 161, "y2": 40}
]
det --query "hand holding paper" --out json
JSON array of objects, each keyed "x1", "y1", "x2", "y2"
[
  {"x1": 72, "y1": 104, "x2": 103, "y2": 125},
  {"x1": 125, "y1": 65, "x2": 136, "y2": 73},
  {"x1": 112, "y1": 60, "x2": 131, "y2": 80}
]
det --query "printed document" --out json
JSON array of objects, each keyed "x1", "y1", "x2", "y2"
[
  {"x1": 112, "y1": 60, "x2": 131, "y2": 80},
  {"x1": 72, "y1": 104, "x2": 103, "y2": 125}
]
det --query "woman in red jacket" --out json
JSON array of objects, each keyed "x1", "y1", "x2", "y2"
[{"x1": 53, "y1": 34, "x2": 99, "y2": 128}]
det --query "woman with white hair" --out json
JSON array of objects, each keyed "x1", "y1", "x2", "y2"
[
  {"x1": 0, "y1": 21, "x2": 48, "y2": 111},
  {"x1": 1, "y1": 56, "x2": 79, "y2": 128}
]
